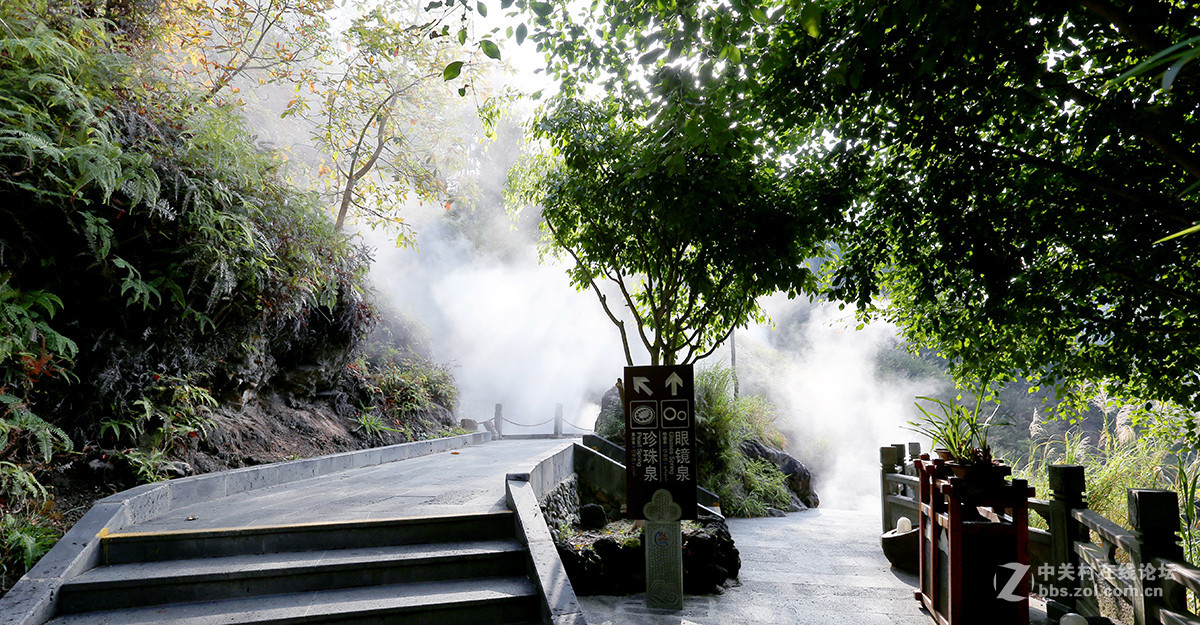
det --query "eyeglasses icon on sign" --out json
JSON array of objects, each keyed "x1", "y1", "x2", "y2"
[{"x1": 632, "y1": 404, "x2": 656, "y2": 426}]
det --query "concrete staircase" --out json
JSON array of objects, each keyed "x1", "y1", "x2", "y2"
[{"x1": 44, "y1": 511, "x2": 542, "y2": 625}]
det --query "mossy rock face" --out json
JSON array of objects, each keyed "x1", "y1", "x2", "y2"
[{"x1": 594, "y1": 384, "x2": 625, "y2": 445}]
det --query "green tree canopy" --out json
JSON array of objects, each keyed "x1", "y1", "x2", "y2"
[
  {"x1": 508, "y1": 94, "x2": 848, "y2": 365},
  {"x1": 507, "y1": 0, "x2": 1200, "y2": 411}
]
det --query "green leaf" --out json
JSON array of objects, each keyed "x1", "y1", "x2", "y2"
[
  {"x1": 477, "y1": 1, "x2": 487, "y2": 17},
  {"x1": 801, "y1": 4, "x2": 822, "y2": 38},
  {"x1": 750, "y1": 8, "x2": 768, "y2": 24},
  {"x1": 1155, "y1": 223, "x2": 1200, "y2": 244},
  {"x1": 638, "y1": 48, "x2": 664, "y2": 65},
  {"x1": 531, "y1": 2, "x2": 553, "y2": 16},
  {"x1": 443, "y1": 61, "x2": 464, "y2": 81},
  {"x1": 1163, "y1": 48, "x2": 1200, "y2": 91},
  {"x1": 501, "y1": 0, "x2": 515, "y2": 7},
  {"x1": 458, "y1": 27, "x2": 468, "y2": 45},
  {"x1": 480, "y1": 39, "x2": 502, "y2": 60},
  {"x1": 516, "y1": 23, "x2": 528, "y2": 45}
]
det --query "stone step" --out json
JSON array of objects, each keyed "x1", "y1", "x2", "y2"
[
  {"x1": 100, "y1": 511, "x2": 515, "y2": 564},
  {"x1": 45, "y1": 576, "x2": 540, "y2": 625},
  {"x1": 58, "y1": 539, "x2": 527, "y2": 613}
]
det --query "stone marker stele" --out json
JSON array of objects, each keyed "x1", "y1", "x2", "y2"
[{"x1": 623, "y1": 364, "x2": 696, "y2": 611}]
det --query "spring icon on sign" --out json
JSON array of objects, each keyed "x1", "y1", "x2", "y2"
[{"x1": 632, "y1": 404, "x2": 656, "y2": 426}]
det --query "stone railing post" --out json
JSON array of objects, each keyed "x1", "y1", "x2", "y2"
[
  {"x1": 881, "y1": 445, "x2": 902, "y2": 534},
  {"x1": 1128, "y1": 489, "x2": 1186, "y2": 625},
  {"x1": 1047, "y1": 464, "x2": 1086, "y2": 613},
  {"x1": 494, "y1": 403, "x2": 503, "y2": 438},
  {"x1": 905, "y1": 442, "x2": 921, "y2": 497},
  {"x1": 554, "y1": 403, "x2": 563, "y2": 438}
]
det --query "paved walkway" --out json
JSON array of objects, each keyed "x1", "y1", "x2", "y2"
[
  {"x1": 579, "y1": 509, "x2": 1053, "y2": 625},
  {"x1": 116, "y1": 438, "x2": 1051, "y2": 624},
  {"x1": 125, "y1": 438, "x2": 573, "y2": 532}
]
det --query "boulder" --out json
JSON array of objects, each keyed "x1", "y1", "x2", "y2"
[
  {"x1": 682, "y1": 514, "x2": 741, "y2": 594},
  {"x1": 593, "y1": 383, "x2": 625, "y2": 444},
  {"x1": 739, "y1": 439, "x2": 820, "y2": 509},
  {"x1": 578, "y1": 503, "x2": 608, "y2": 530}
]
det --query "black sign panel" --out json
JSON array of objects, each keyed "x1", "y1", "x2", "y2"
[{"x1": 624, "y1": 364, "x2": 696, "y2": 520}]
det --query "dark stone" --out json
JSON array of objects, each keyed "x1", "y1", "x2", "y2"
[
  {"x1": 593, "y1": 383, "x2": 625, "y2": 444},
  {"x1": 682, "y1": 517, "x2": 741, "y2": 594},
  {"x1": 162, "y1": 461, "x2": 193, "y2": 478},
  {"x1": 579, "y1": 503, "x2": 607, "y2": 530},
  {"x1": 881, "y1": 527, "x2": 919, "y2": 573},
  {"x1": 87, "y1": 459, "x2": 116, "y2": 474},
  {"x1": 739, "y1": 439, "x2": 820, "y2": 509},
  {"x1": 557, "y1": 516, "x2": 739, "y2": 596},
  {"x1": 460, "y1": 418, "x2": 478, "y2": 431}
]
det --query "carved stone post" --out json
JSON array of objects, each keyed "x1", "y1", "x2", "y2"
[
  {"x1": 1047, "y1": 465, "x2": 1086, "y2": 613},
  {"x1": 644, "y1": 489, "x2": 683, "y2": 610},
  {"x1": 881, "y1": 446, "x2": 902, "y2": 534},
  {"x1": 1128, "y1": 489, "x2": 1185, "y2": 625}
]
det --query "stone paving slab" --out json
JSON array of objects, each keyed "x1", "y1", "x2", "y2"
[
  {"x1": 124, "y1": 438, "x2": 573, "y2": 533},
  {"x1": 579, "y1": 509, "x2": 1053, "y2": 625}
]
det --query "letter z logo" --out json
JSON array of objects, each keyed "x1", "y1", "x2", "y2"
[{"x1": 995, "y1": 562, "x2": 1030, "y2": 602}]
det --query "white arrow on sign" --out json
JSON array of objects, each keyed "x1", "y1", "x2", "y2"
[
  {"x1": 633, "y1": 377, "x2": 653, "y2": 396},
  {"x1": 665, "y1": 372, "x2": 684, "y2": 396}
]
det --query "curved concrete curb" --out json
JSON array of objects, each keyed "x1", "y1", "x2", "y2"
[
  {"x1": 0, "y1": 431, "x2": 492, "y2": 625},
  {"x1": 505, "y1": 443, "x2": 587, "y2": 625}
]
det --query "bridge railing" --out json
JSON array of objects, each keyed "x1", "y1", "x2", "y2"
[{"x1": 882, "y1": 444, "x2": 1200, "y2": 625}]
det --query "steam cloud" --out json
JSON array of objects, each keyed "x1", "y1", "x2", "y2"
[
  {"x1": 733, "y1": 298, "x2": 950, "y2": 510},
  {"x1": 366, "y1": 216, "x2": 629, "y2": 435}
]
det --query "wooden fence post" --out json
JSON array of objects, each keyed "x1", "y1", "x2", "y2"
[
  {"x1": 1048, "y1": 465, "x2": 1087, "y2": 612},
  {"x1": 554, "y1": 403, "x2": 563, "y2": 438},
  {"x1": 1128, "y1": 489, "x2": 1186, "y2": 625},
  {"x1": 881, "y1": 445, "x2": 902, "y2": 534},
  {"x1": 494, "y1": 403, "x2": 503, "y2": 438}
]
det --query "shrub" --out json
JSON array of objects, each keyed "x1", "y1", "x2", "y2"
[
  {"x1": 0, "y1": 0, "x2": 372, "y2": 434},
  {"x1": 347, "y1": 352, "x2": 459, "y2": 440},
  {"x1": 0, "y1": 0, "x2": 374, "y2": 589}
]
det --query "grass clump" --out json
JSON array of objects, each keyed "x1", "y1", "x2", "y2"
[
  {"x1": 693, "y1": 364, "x2": 793, "y2": 517},
  {"x1": 1011, "y1": 427, "x2": 1172, "y2": 532},
  {"x1": 347, "y1": 350, "x2": 460, "y2": 441}
]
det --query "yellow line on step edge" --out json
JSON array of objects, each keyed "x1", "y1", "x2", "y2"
[{"x1": 96, "y1": 510, "x2": 512, "y2": 539}]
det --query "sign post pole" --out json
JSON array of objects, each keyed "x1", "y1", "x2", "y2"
[{"x1": 623, "y1": 364, "x2": 695, "y2": 612}]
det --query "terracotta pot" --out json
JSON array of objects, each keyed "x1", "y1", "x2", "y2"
[{"x1": 933, "y1": 448, "x2": 954, "y2": 460}]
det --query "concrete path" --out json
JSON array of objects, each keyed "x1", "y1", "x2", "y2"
[
  {"x1": 102, "y1": 438, "x2": 1051, "y2": 625},
  {"x1": 124, "y1": 438, "x2": 573, "y2": 532},
  {"x1": 579, "y1": 509, "x2": 1053, "y2": 625}
]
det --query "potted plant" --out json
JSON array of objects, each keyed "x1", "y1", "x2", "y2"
[
  {"x1": 907, "y1": 388, "x2": 1032, "y2": 624},
  {"x1": 906, "y1": 393, "x2": 1006, "y2": 485}
]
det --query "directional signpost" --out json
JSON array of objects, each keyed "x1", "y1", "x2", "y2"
[{"x1": 623, "y1": 364, "x2": 695, "y2": 611}]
